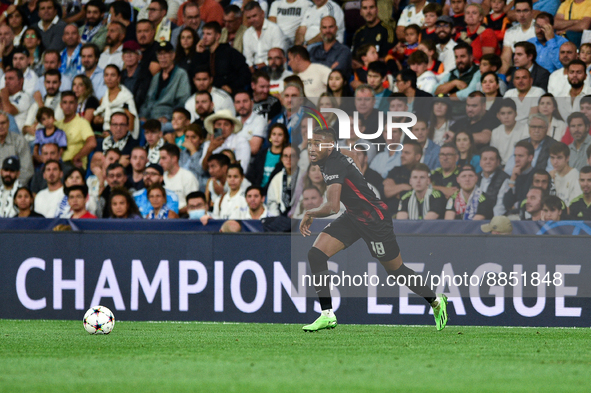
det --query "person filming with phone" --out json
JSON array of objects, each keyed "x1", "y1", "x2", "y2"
[{"x1": 200, "y1": 110, "x2": 251, "y2": 173}]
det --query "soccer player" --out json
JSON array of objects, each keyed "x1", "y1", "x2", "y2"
[{"x1": 299, "y1": 127, "x2": 448, "y2": 332}]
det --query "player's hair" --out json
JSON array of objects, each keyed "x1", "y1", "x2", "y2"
[
  {"x1": 312, "y1": 126, "x2": 337, "y2": 142},
  {"x1": 202, "y1": 21, "x2": 222, "y2": 35},
  {"x1": 288, "y1": 45, "x2": 310, "y2": 62},
  {"x1": 367, "y1": 61, "x2": 388, "y2": 77},
  {"x1": 208, "y1": 153, "x2": 231, "y2": 167},
  {"x1": 36, "y1": 106, "x2": 55, "y2": 123},
  {"x1": 480, "y1": 146, "x2": 501, "y2": 162},
  {"x1": 453, "y1": 41, "x2": 473, "y2": 56},
  {"x1": 251, "y1": 69, "x2": 270, "y2": 84},
  {"x1": 411, "y1": 163, "x2": 431, "y2": 176},
  {"x1": 404, "y1": 24, "x2": 421, "y2": 35},
  {"x1": 407, "y1": 50, "x2": 429, "y2": 65},
  {"x1": 398, "y1": 69, "x2": 417, "y2": 89},
  {"x1": 481, "y1": 53, "x2": 502, "y2": 70},
  {"x1": 144, "y1": 119, "x2": 162, "y2": 132},
  {"x1": 580, "y1": 166, "x2": 591, "y2": 175},
  {"x1": 423, "y1": 2, "x2": 442, "y2": 16},
  {"x1": 542, "y1": 195, "x2": 563, "y2": 212},
  {"x1": 355, "y1": 43, "x2": 375, "y2": 62},
  {"x1": 245, "y1": 185, "x2": 263, "y2": 196},
  {"x1": 159, "y1": 143, "x2": 180, "y2": 159},
  {"x1": 497, "y1": 98, "x2": 517, "y2": 112},
  {"x1": 403, "y1": 139, "x2": 422, "y2": 156},
  {"x1": 567, "y1": 112, "x2": 590, "y2": 129},
  {"x1": 549, "y1": 142, "x2": 570, "y2": 158},
  {"x1": 65, "y1": 184, "x2": 89, "y2": 198},
  {"x1": 186, "y1": 190, "x2": 206, "y2": 204},
  {"x1": 515, "y1": 140, "x2": 535, "y2": 157}
]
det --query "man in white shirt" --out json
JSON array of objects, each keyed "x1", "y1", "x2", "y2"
[
  {"x1": 201, "y1": 109, "x2": 251, "y2": 173},
  {"x1": 296, "y1": 0, "x2": 345, "y2": 45},
  {"x1": 160, "y1": 143, "x2": 199, "y2": 215},
  {"x1": 396, "y1": 0, "x2": 427, "y2": 41},
  {"x1": 242, "y1": 2, "x2": 286, "y2": 71},
  {"x1": 0, "y1": 47, "x2": 38, "y2": 96},
  {"x1": 557, "y1": 60, "x2": 591, "y2": 121},
  {"x1": 500, "y1": 0, "x2": 536, "y2": 74},
  {"x1": 34, "y1": 160, "x2": 64, "y2": 218},
  {"x1": 234, "y1": 91, "x2": 267, "y2": 156},
  {"x1": 548, "y1": 42, "x2": 578, "y2": 98},
  {"x1": 408, "y1": 50, "x2": 438, "y2": 95},
  {"x1": 269, "y1": 0, "x2": 312, "y2": 47},
  {"x1": 184, "y1": 67, "x2": 235, "y2": 122},
  {"x1": 434, "y1": 16, "x2": 457, "y2": 77},
  {"x1": 238, "y1": 185, "x2": 269, "y2": 219},
  {"x1": 0, "y1": 68, "x2": 32, "y2": 132},
  {"x1": 503, "y1": 68, "x2": 545, "y2": 125},
  {"x1": 266, "y1": 48, "x2": 293, "y2": 95},
  {"x1": 287, "y1": 45, "x2": 331, "y2": 102},
  {"x1": 98, "y1": 22, "x2": 126, "y2": 70},
  {"x1": 550, "y1": 142, "x2": 582, "y2": 206}
]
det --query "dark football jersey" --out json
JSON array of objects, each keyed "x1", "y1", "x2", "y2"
[{"x1": 318, "y1": 149, "x2": 388, "y2": 223}]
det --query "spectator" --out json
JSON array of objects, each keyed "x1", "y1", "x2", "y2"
[
  {"x1": 264, "y1": 48, "x2": 293, "y2": 96},
  {"x1": 523, "y1": 186, "x2": 546, "y2": 221},
  {"x1": 34, "y1": 159, "x2": 64, "y2": 217},
  {"x1": 79, "y1": 0, "x2": 108, "y2": 50},
  {"x1": 160, "y1": 143, "x2": 198, "y2": 214},
  {"x1": 549, "y1": 142, "x2": 582, "y2": 207},
  {"x1": 173, "y1": 27, "x2": 199, "y2": 74},
  {"x1": 431, "y1": 143, "x2": 460, "y2": 200},
  {"x1": 179, "y1": 124, "x2": 208, "y2": 190},
  {"x1": 234, "y1": 91, "x2": 267, "y2": 156},
  {"x1": 538, "y1": 94, "x2": 567, "y2": 142},
  {"x1": 171, "y1": 3, "x2": 204, "y2": 49},
  {"x1": 292, "y1": 185, "x2": 323, "y2": 219},
  {"x1": 0, "y1": 112, "x2": 33, "y2": 184},
  {"x1": 121, "y1": 41, "x2": 151, "y2": 112},
  {"x1": 30, "y1": 142, "x2": 60, "y2": 194},
  {"x1": 99, "y1": 112, "x2": 140, "y2": 167},
  {"x1": 557, "y1": 60, "x2": 591, "y2": 122},
  {"x1": 407, "y1": 51, "x2": 437, "y2": 95},
  {"x1": 540, "y1": 194, "x2": 564, "y2": 221},
  {"x1": 485, "y1": 0, "x2": 510, "y2": 43},
  {"x1": 308, "y1": 16, "x2": 352, "y2": 79},
  {"x1": 450, "y1": 92, "x2": 500, "y2": 147},
  {"x1": 190, "y1": 91, "x2": 215, "y2": 129},
  {"x1": 136, "y1": 19, "x2": 161, "y2": 76},
  {"x1": 388, "y1": 24, "x2": 420, "y2": 69},
  {"x1": 2, "y1": 46, "x2": 37, "y2": 97},
  {"x1": 164, "y1": 107, "x2": 191, "y2": 148},
  {"x1": 242, "y1": 2, "x2": 286, "y2": 71},
  {"x1": 547, "y1": 42, "x2": 578, "y2": 98},
  {"x1": 238, "y1": 185, "x2": 268, "y2": 219},
  {"x1": 412, "y1": 118, "x2": 440, "y2": 170},
  {"x1": 185, "y1": 67, "x2": 235, "y2": 122},
  {"x1": 445, "y1": 165, "x2": 494, "y2": 220},
  {"x1": 247, "y1": 123, "x2": 289, "y2": 188},
  {"x1": 455, "y1": 3, "x2": 499, "y2": 64},
  {"x1": 144, "y1": 119, "x2": 165, "y2": 164},
  {"x1": 6, "y1": 7, "x2": 27, "y2": 46},
  {"x1": 220, "y1": 5, "x2": 246, "y2": 53},
  {"x1": 435, "y1": 42, "x2": 479, "y2": 99},
  {"x1": 146, "y1": 183, "x2": 179, "y2": 219},
  {"x1": 81, "y1": 43, "x2": 106, "y2": 99},
  {"x1": 33, "y1": 107, "x2": 67, "y2": 164},
  {"x1": 37, "y1": 0, "x2": 67, "y2": 51},
  {"x1": 383, "y1": 140, "x2": 422, "y2": 211},
  {"x1": 363, "y1": 61, "x2": 390, "y2": 112},
  {"x1": 478, "y1": 146, "x2": 510, "y2": 216},
  {"x1": 448, "y1": 0, "x2": 467, "y2": 30},
  {"x1": 186, "y1": 190, "x2": 208, "y2": 220},
  {"x1": 352, "y1": 0, "x2": 395, "y2": 59},
  {"x1": 420, "y1": 2, "x2": 442, "y2": 43},
  {"x1": 369, "y1": 112, "x2": 403, "y2": 178},
  {"x1": 397, "y1": 163, "x2": 447, "y2": 220},
  {"x1": 296, "y1": 0, "x2": 345, "y2": 46},
  {"x1": 20, "y1": 26, "x2": 44, "y2": 75},
  {"x1": 475, "y1": 55, "x2": 507, "y2": 98},
  {"x1": 394, "y1": 69, "x2": 432, "y2": 118},
  {"x1": 72, "y1": 75, "x2": 99, "y2": 128},
  {"x1": 490, "y1": 98, "x2": 528, "y2": 165},
  {"x1": 454, "y1": 130, "x2": 481, "y2": 173},
  {"x1": 204, "y1": 153, "x2": 230, "y2": 207},
  {"x1": 140, "y1": 41, "x2": 191, "y2": 124},
  {"x1": 133, "y1": 162, "x2": 179, "y2": 217},
  {"x1": 178, "y1": 0, "x2": 224, "y2": 26},
  {"x1": 210, "y1": 163, "x2": 247, "y2": 219},
  {"x1": 98, "y1": 22, "x2": 126, "y2": 70},
  {"x1": 107, "y1": 186, "x2": 142, "y2": 219},
  {"x1": 128, "y1": 146, "x2": 148, "y2": 191},
  {"x1": 266, "y1": 145, "x2": 294, "y2": 217},
  {"x1": 109, "y1": 1, "x2": 137, "y2": 43},
  {"x1": 569, "y1": 166, "x2": 591, "y2": 220},
  {"x1": 66, "y1": 184, "x2": 97, "y2": 219},
  {"x1": 429, "y1": 97, "x2": 454, "y2": 147},
  {"x1": 503, "y1": 140, "x2": 535, "y2": 213},
  {"x1": 500, "y1": 0, "x2": 535, "y2": 75},
  {"x1": 504, "y1": 69, "x2": 545, "y2": 126},
  {"x1": 555, "y1": 0, "x2": 591, "y2": 48},
  {"x1": 434, "y1": 16, "x2": 457, "y2": 76},
  {"x1": 0, "y1": 156, "x2": 22, "y2": 217},
  {"x1": 352, "y1": 85, "x2": 381, "y2": 141},
  {"x1": 1, "y1": 68, "x2": 33, "y2": 133},
  {"x1": 505, "y1": 113, "x2": 556, "y2": 175},
  {"x1": 57, "y1": 166, "x2": 98, "y2": 218},
  {"x1": 287, "y1": 45, "x2": 331, "y2": 101},
  {"x1": 326, "y1": 69, "x2": 352, "y2": 107},
  {"x1": 567, "y1": 112, "x2": 591, "y2": 171},
  {"x1": 352, "y1": 43, "x2": 377, "y2": 86},
  {"x1": 59, "y1": 24, "x2": 83, "y2": 80},
  {"x1": 416, "y1": 39, "x2": 444, "y2": 77},
  {"x1": 148, "y1": 0, "x2": 178, "y2": 43},
  {"x1": 97, "y1": 162, "x2": 131, "y2": 217},
  {"x1": 195, "y1": 21, "x2": 250, "y2": 95},
  {"x1": 13, "y1": 186, "x2": 44, "y2": 217},
  {"x1": 527, "y1": 12, "x2": 568, "y2": 74},
  {"x1": 202, "y1": 109, "x2": 251, "y2": 173},
  {"x1": 506, "y1": 42, "x2": 550, "y2": 92},
  {"x1": 396, "y1": 0, "x2": 427, "y2": 42}
]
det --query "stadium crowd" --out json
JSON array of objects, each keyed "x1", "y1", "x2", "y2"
[{"x1": 0, "y1": 0, "x2": 591, "y2": 228}]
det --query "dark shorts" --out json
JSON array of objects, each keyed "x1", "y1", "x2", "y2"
[{"x1": 321, "y1": 213, "x2": 401, "y2": 262}]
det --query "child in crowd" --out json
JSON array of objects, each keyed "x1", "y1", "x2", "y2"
[
  {"x1": 408, "y1": 51, "x2": 438, "y2": 95},
  {"x1": 144, "y1": 119, "x2": 166, "y2": 164},
  {"x1": 166, "y1": 108, "x2": 191, "y2": 150},
  {"x1": 33, "y1": 107, "x2": 67, "y2": 165},
  {"x1": 549, "y1": 143, "x2": 582, "y2": 207},
  {"x1": 490, "y1": 99, "x2": 528, "y2": 165},
  {"x1": 421, "y1": 3, "x2": 442, "y2": 43},
  {"x1": 449, "y1": 0, "x2": 467, "y2": 30},
  {"x1": 486, "y1": 0, "x2": 511, "y2": 44},
  {"x1": 388, "y1": 24, "x2": 421, "y2": 69},
  {"x1": 353, "y1": 43, "x2": 379, "y2": 84},
  {"x1": 417, "y1": 39, "x2": 445, "y2": 75},
  {"x1": 579, "y1": 43, "x2": 591, "y2": 83}
]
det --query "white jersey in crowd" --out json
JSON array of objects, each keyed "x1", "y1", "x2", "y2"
[
  {"x1": 397, "y1": 4, "x2": 425, "y2": 29},
  {"x1": 0, "y1": 67, "x2": 38, "y2": 96},
  {"x1": 417, "y1": 71, "x2": 438, "y2": 95},
  {"x1": 296, "y1": 63, "x2": 332, "y2": 102},
  {"x1": 237, "y1": 205, "x2": 269, "y2": 220},
  {"x1": 437, "y1": 39, "x2": 457, "y2": 78},
  {"x1": 200, "y1": 134, "x2": 252, "y2": 173},
  {"x1": 269, "y1": 0, "x2": 313, "y2": 47},
  {"x1": 237, "y1": 113, "x2": 267, "y2": 142},
  {"x1": 184, "y1": 87, "x2": 236, "y2": 122},
  {"x1": 547, "y1": 69, "x2": 570, "y2": 98},
  {"x1": 98, "y1": 45, "x2": 124, "y2": 71},
  {"x1": 301, "y1": 0, "x2": 345, "y2": 43},
  {"x1": 503, "y1": 86, "x2": 545, "y2": 124},
  {"x1": 242, "y1": 19, "x2": 287, "y2": 67},
  {"x1": 163, "y1": 168, "x2": 199, "y2": 210},
  {"x1": 556, "y1": 85, "x2": 591, "y2": 122},
  {"x1": 34, "y1": 186, "x2": 65, "y2": 218},
  {"x1": 9, "y1": 91, "x2": 33, "y2": 131},
  {"x1": 503, "y1": 22, "x2": 536, "y2": 51},
  {"x1": 490, "y1": 121, "x2": 529, "y2": 165},
  {"x1": 213, "y1": 190, "x2": 248, "y2": 219},
  {"x1": 554, "y1": 168, "x2": 582, "y2": 207}
]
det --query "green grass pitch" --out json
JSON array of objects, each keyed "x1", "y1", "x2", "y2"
[{"x1": 1, "y1": 320, "x2": 589, "y2": 393}]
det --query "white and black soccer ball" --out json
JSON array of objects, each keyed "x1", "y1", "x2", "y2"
[{"x1": 83, "y1": 306, "x2": 115, "y2": 334}]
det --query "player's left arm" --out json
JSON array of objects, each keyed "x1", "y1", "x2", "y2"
[{"x1": 299, "y1": 184, "x2": 342, "y2": 236}]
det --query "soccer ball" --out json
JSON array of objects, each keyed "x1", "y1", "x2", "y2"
[{"x1": 83, "y1": 306, "x2": 115, "y2": 334}]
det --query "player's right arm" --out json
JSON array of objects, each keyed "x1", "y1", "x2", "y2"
[{"x1": 299, "y1": 184, "x2": 342, "y2": 236}]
